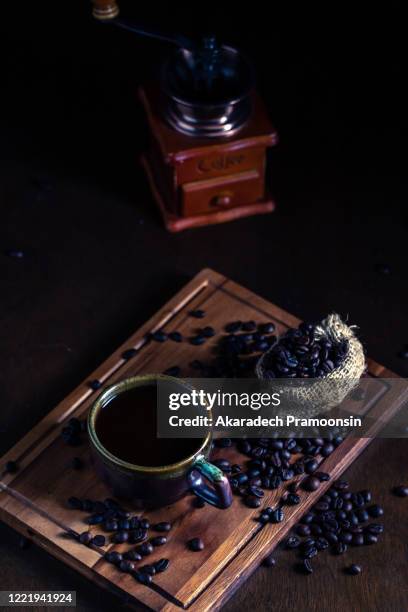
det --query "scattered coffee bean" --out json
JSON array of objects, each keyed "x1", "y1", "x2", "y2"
[
  {"x1": 104, "y1": 519, "x2": 118, "y2": 531},
  {"x1": 151, "y1": 330, "x2": 167, "y2": 342},
  {"x1": 89, "y1": 379, "x2": 102, "y2": 391},
  {"x1": 87, "y1": 514, "x2": 104, "y2": 526},
  {"x1": 365, "y1": 523, "x2": 384, "y2": 535},
  {"x1": 5, "y1": 460, "x2": 18, "y2": 474},
  {"x1": 190, "y1": 335, "x2": 206, "y2": 346},
  {"x1": 245, "y1": 495, "x2": 261, "y2": 508},
  {"x1": 105, "y1": 551, "x2": 123, "y2": 565},
  {"x1": 262, "y1": 554, "x2": 276, "y2": 567},
  {"x1": 286, "y1": 536, "x2": 300, "y2": 549},
  {"x1": 113, "y1": 530, "x2": 129, "y2": 544},
  {"x1": 259, "y1": 512, "x2": 271, "y2": 524},
  {"x1": 392, "y1": 485, "x2": 408, "y2": 498},
  {"x1": 270, "y1": 508, "x2": 284, "y2": 523},
  {"x1": 188, "y1": 537, "x2": 204, "y2": 551},
  {"x1": 134, "y1": 571, "x2": 152, "y2": 585},
  {"x1": 367, "y1": 504, "x2": 384, "y2": 518},
  {"x1": 79, "y1": 531, "x2": 92, "y2": 545},
  {"x1": 154, "y1": 558, "x2": 170, "y2": 573},
  {"x1": 153, "y1": 522, "x2": 172, "y2": 532},
  {"x1": 122, "y1": 348, "x2": 137, "y2": 360},
  {"x1": 151, "y1": 536, "x2": 167, "y2": 546},
  {"x1": 285, "y1": 493, "x2": 301, "y2": 505},
  {"x1": 138, "y1": 542, "x2": 154, "y2": 556},
  {"x1": 346, "y1": 564, "x2": 362, "y2": 575},
  {"x1": 296, "y1": 524, "x2": 311, "y2": 537},
  {"x1": 119, "y1": 560, "x2": 135, "y2": 573},
  {"x1": 225, "y1": 321, "x2": 242, "y2": 333},
  {"x1": 169, "y1": 331, "x2": 183, "y2": 342},
  {"x1": 300, "y1": 559, "x2": 313, "y2": 574},
  {"x1": 189, "y1": 310, "x2": 205, "y2": 318},
  {"x1": 140, "y1": 564, "x2": 156, "y2": 576},
  {"x1": 302, "y1": 476, "x2": 321, "y2": 492},
  {"x1": 68, "y1": 496, "x2": 83, "y2": 510},
  {"x1": 124, "y1": 549, "x2": 142, "y2": 561},
  {"x1": 90, "y1": 535, "x2": 106, "y2": 547},
  {"x1": 201, "y1": 326, "x2": 215, "y2": 337},
  {"x1": 334, "y1": 542, "x2": 348, "y2": 555}
]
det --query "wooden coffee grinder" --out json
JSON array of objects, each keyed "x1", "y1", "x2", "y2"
[{"x1": 92, "y1": 1, "x2": 278, "y2": 231}]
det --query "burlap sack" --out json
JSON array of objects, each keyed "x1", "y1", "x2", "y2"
[{"x1": 255, "y1": 314, "x2": 366, "y2": 417}]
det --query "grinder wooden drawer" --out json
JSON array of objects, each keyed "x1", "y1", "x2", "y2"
[{"x1": 181, "y1": 170, "x2": 264, "y2": 216}]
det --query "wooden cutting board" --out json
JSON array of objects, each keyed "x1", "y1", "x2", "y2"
[{"x1": 0, "y1": 269, "x2": 403, "y2": 612}]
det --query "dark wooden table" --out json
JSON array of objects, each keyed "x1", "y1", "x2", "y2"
[{"x1": 1, "y1": 3, "x2": 407, "y2": 610}]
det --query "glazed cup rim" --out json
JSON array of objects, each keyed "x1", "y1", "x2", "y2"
[{"x1": 88, "y1": 374, "x2": 211, "y2": 475}]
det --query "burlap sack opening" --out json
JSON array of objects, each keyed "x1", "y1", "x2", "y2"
[{"x1": 255, "y1": 314, "x2": 366, "y2": 417}]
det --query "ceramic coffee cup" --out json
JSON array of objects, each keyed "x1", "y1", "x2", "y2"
[{"x1": 87, "y1": 375, "x2": 232, "y2": 509}]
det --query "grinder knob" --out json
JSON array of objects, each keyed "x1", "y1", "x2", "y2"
[{"x1": 91, "y1": 0, "x2": 120, "y2": 20}]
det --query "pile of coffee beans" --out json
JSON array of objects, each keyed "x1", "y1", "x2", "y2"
[
  {"x1": 212, "y1": 435, "x2": 341, "y2": 509},
  {"x1": 67, "y1": 496, "x2": 172, "y2": 584},
  {"x1": 261, "y1": 321, "x2": 348, "y2": 379},
  {"x1": 283, "y1": 479, "x2": 384, "y2": 575}
]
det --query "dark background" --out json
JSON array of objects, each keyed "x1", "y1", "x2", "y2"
[{"x1": 1, "y1": 2, "x2": 407, "y2": 610}]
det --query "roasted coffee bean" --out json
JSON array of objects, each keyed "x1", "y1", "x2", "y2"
[
  {"x1": 138, "y1": 542, "x2": 154, "y2": 556},
  {"x1": 104, "y1": 519, "x2": 118, "y2": 531},
  {"x1": 259, "y1": 322, "x2": 276, "y2": 334},
  {"x1": 225, "y1": 321, "x2": 242, "y2": 333},
  {"x1": 140, "y1": 518, "x2": 150, "y2": 530},
  {"x1": 346, "y1": 564, "x2": 362, "y2": 575},
  {"x1": 315, "y1": 472, "x2": 330, "y2": 482},
  {"x1": 365, "y1": 523, "x2": 384, "y2": 535},
  {"x1": 128, "y1": 528, "x2": 148, "y2": 544},
  {"x1": 68, "y1": 496, "x2": 83, "y2": 510},
  {"x1": 310, "y1": 524, "x2": 323, "y2": 536},
  {"x1": 302, "y1": 476, "x2": 321, "y2": 492},
  {"x1": 134, "y1": 571, "x2": 152, "y2": 585},
  {"x1": 151, "y1": 536, "x2": 167, "y2": 546},
  {"x1": 87, "y1": 514, "x2": 104, "y2": 525},
  {"x1": 334, "y1": 480, "x2": 349, "y2": 491},
  {"x1": 364, "y1": 533, "x2": 378, "y2": 545},
  {"x1": 259, "y1": 512, "x2": 271, "y2": 524},
  {"x1": 321, "y1": 443, "x2": 334, "y2": 457},
  {"x1": 245, "y1": 495, "x2": 261, "y2": 508},
  {"x1": 392, "y1": 485, "x2": 408, "y2": 497},
  {"x1": 301, "y1": 546, "x2": 317, "y2": 560},
  {"x1": 82, "y1": 499, "x2": 94, "y2": 512},
  {"x1": 333, "y1": 542, "x2": 347, "y2": 554},
  {"x1": 242, "y1": 321, "x2": 257, "y2": 332},
  {"x1": 215, "y1": 438, "x2": 233, "y2": 448},
  {"x1": 140, "y1": 564, "x2": 156, "y2": 576},
  {"x1": 79, "y1": 531, "x2": 92, "y2": 545},
  {"x1": 124, "y1": 549, "x2": 142, "y2": 561},
  {"x1": 151, "y1": 330, "x2": 168, "y2": 342},
  {"x1": 214, "y1": 458, "x2": 231, "y2": 472},
  {"x1": 190, "y1": 335, "x2": 206, "y2": 346},
  {"x1": 356, "y1": 509, "x2": 369, "y2": 523},
  {"x1": 300, "y1": 512, "x2": 315, "y2": 525},
  {"x1": 304, "y1": 459, "x2": 319, "y2": 474},
  {"x1": 201, "y1": 326, "x2": 215, "y2": 337},
  {"x1": 286, "y1": 536, "x2": 301, "y2": 549},
  {"x1": 122, "y1": 347, "x2": 138, "y2": 359},
  {"x1": 154, "y1": 558, "x2": 170, "y2": 573},
  {"x1": 314, "y1": 502, "x2": 330, "y2": 512},
  {"x1": 119, "y1": 560, "x2": 135, "y2": 573},
  {"x1": 296, "y1": 524, "x2": 311, "y2": 537},
  {"x1": 5, "y1": 460, "x2": 19, "y2": 474},
  {"x1": 315, "y1": 537, "x2": 329, "y2": 550},
  {"x1": 193, "y1": 497, "x2": 206, "y2": 508},
  {"x1": 247, "y1": 486, "x2": 264, "y2": 498},
  {"x1": 281, "y1": 468, "x2": 295, "y2": 481},
  {"x1": 300, "y1": 559, "x2": 313, "y2": 574},
  {"x1": 286, "y1": 493, "x2": 301, "y2": 505},
  {"x1": 352, "y1": 533, "x2": 364, "y2": 546},
  {"x1": 301, "y1": 538, "x2": 316, "y2": 549},
  {"x1": 270, "y1": 508, "x2": 284, "y2": 523},
  {"x1": 118, "y1": 519, "x2": 130, "y2": 530},
  {"x1": 367, "y1": 504, "x2": 384, "y2": 518},
  {"x1": 90, "y1": 535, "x2": 106, "y2": 547},
  {"x1": 262, "y1": 554, "x2": 276, "y2": 568},
  {"x1": 153, "y1": 522, "x2": 172, "y2": 532},
  {"x1": 270, "y1": 474, "x2": 283, "y2": 489},
  {"x1": 325, "y1": 532, "x2": 339, "y2": 546},
  {"x1": 105, "y1": 551, "x2": 123, "y2": 565},
  {"x1": 169, "y1": 331, "x2": 183, "y2": 343},
  {"x1": 113, "y1": 530, "x2": 129, "y2": 544},
  {"x1": 188, "y1": 537, "x2": 204, "y2": 551},
  {"x1": 339, "y1": 532, "x2": 353, "y2": 544},
  {"x1": 89, "y1": 379, "x2": 102, "y2": 390},
  {"x1": 163, "y1": 366, "x2": 181, "y2": 377}
]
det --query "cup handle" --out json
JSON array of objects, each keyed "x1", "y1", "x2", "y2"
[{"x1": 188, "y1": 456, "x2": 233, "y2": 509}]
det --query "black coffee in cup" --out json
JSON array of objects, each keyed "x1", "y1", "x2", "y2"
[{"x1": 95, "y1": 383, "x2": 200, "y2": 467}]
